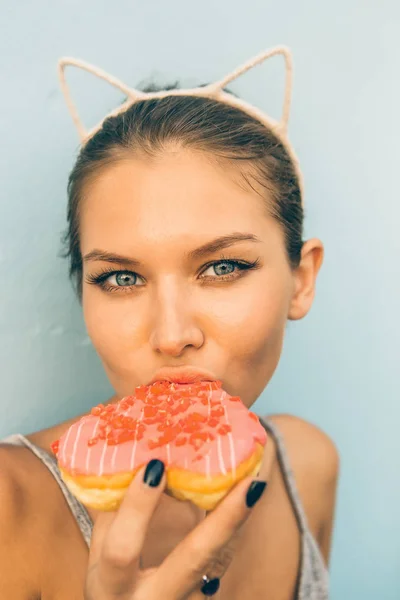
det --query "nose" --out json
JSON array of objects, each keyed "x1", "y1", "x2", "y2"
[{"x1": 149, "y1": 281, "x2": 204, "y2": 358}]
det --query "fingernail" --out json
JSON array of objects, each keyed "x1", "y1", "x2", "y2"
[
  {"x1": 143, "y1": 459, "x2": 165, "y2": 487},
  {"x1": 246, "y1": 480, "x2": 267, "y2": 508}
]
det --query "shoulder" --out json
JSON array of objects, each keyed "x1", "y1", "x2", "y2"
[
  {"x1": 265, "y1": 414, "x2": 339, "y2": 563},
  {"x1": 0, "y1": 444, "x2": 33, "y2": 522},
  {"x1": 0, "y1": 440, "x2": 90, "y2": 597},
  {"x1": 0, "y1": 445, "x2": 42, "y2": 597},
  {"x1": 266, "y1": 413, "x2": 340, "y2": 483}
]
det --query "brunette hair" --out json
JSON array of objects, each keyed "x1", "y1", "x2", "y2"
[{"x1": 61, "y1": 84, "x2": 304, "y2": 301}]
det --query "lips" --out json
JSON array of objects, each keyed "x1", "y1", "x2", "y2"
[{"x1": 147, "y1": 367, "x2": 218, "y2": 386}]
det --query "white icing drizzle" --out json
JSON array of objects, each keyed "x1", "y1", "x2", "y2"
[
  {"x1": 130, "y1": 405, "x2": 145, "y2": 471},
  {"x1": 61, "y1": 424, "x2": 72, "y2": 466},
  {"x1": 205, "y1": 384, "x2": 214, "y2": 477},
  {"x1": 205, "y1": 453, "x2": 211, "y2": 480},
  {"x1": 70, "y1": 419, "x2": 85, "y2": 471},
  {"x1": 112, "y1": 403, "x2": 134, "y2": 474},
  {"x1": 85, "y1": 419, "x2": 100, "y2": 473},
  {"x1": 98, "y1": 435, "x2": 108, "y2": 476},
  {"x1": 216, "y1": 434, "x2": 227, "y2": 475},
  {"x1": 110, "y1": 440, "x2": 119, "y2": 472},
  {"x1": 223, "y1": 396, "x2": 237, "y2": 479},
  {"x1": 211, "y1": 386, "x2": 228, "y2": 476}
]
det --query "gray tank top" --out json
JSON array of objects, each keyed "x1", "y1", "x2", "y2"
[{"x1": 1, "y1": 417, "x2": 329, "y2": 599}]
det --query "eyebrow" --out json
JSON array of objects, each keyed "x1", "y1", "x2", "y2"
[{"x1": 83, "y1": 233, "x2": 261, "y2": 267}]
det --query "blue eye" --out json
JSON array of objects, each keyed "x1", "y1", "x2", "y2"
[
  {"x1": 203, "y1": 261, "x2": 236, "y2": 277},
  {"x1": 113, "y1": 272, "x2": 138, "y2": 286}
]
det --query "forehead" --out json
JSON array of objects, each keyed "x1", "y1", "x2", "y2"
[{"x1": 79, "y1": 150, "x2": 270, "y2": 251}]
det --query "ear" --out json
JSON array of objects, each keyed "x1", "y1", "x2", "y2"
[
  {"x1": 209, "y1": 45, "x2": 293, "y2": 132},
  {"x1": 288, "y1": 239, "x2": 324, "y2": 321},
  {"x1": 58, "y1": 57, "x2": 145, "y2": 143}
]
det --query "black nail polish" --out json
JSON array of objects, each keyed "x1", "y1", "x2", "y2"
[
  {"x1": 246, "y1": 480, "x2": 267, "y2": 508},
  {"x1": 143, "y1": 459, "x2": 165, "y2": 487}
]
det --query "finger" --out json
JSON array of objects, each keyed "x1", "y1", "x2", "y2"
[
  {"x1": 154, "y1": 476, "x2": 267, "y2": 598},
  {"x1": 187, "y1": 529, "x2": 242, "y2": 600},
  {"x1": 89, "y1": 510, "x2": 118, "y2": 565},
  {"x1": 92, "y1": 459, "x2": 167, "y2": 596}
]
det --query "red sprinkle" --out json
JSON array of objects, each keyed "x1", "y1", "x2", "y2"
[
  {"x1": 175, "y1": 436, "x2": 188, "y2": 446},
  {"x1": 210, "y1": 381, "x2": 223, "y2": 390},
  {"x1": 217, "y1": 424, "x2": 232, "y2": 435},
  {"x1": 134, "y1": 387, "x2": 149, "y2": 400},
  {"x1": 111, "y1": 415, "x2": 124, "y2": 428},
  {"x1": 144, "y1": 405, "x2": 158, "y2": 418},
  {"x1": 119, "y1": 398, "x2": 134, "y2": 410},
  {"x1": 210, "y1": 406, "x2": 225, "y2": 417},
  {"x1": 188, "y1": 412, "x2": 207, "y2": 423},
  {"x1": 182, "y1": 422, "x2": 202, "y2": 433},
  {"x1": 189, "y1": 431, "x2": 212, "y2": 445},
  {"x1": 151, "y1": 381, "x2": 170, "y2": 395},
  {"x1": 121, "y1": 416, "x2": 137, "y2": 429},
  {"x1": 157, "y1": 419, "x2": 174, "y2": 431},
  {"x1": 50, "y1": 439, "x2": 59, "y2": 455}
]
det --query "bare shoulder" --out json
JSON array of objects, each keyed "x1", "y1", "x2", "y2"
[
  {"x1": 0, "y1": 440, "x2": 90, "y2": 598},
  {"x1": 0, "y1": 445, "x2": 42, "y2": 598},
  {"x1": 265, "y1": 414, "x2": 340, "y2": 564},
  {"x1": 266, "y1": 413, "x2": 340, "y2": 483},
  {"x1": 0, "y1": 444, "x2": 38, "y2": 527}
]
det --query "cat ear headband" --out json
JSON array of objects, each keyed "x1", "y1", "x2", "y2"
[{"x1": 58, "y1": 45, "x2": 304, "y2": 202}]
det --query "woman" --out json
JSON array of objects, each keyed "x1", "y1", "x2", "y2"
[{"x1": 0, "y1": 47, "x2": 339, "y2": 599}]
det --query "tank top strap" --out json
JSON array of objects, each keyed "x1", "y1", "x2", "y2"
[
  {"x1": 1, "y1": 433, "x2": 93, "y2": 548},
  {"x1": 259, "y1": 417, "x2": 310, "y2": 534}
]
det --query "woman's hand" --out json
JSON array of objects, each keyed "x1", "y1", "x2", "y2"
[{"x1": 84, "y1": 459, "x2": 267, "y2": 600}]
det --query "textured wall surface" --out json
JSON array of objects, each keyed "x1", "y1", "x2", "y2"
[{"x1": 1, "y1": 2, "x2": 399, "y2": 598}]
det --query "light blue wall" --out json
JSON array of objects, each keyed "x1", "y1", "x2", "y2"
[{"x1": 1, "y1": 1, "x2": 399, "y2": 598}]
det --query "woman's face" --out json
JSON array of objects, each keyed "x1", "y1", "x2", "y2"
[{"x1": 80, "y1": 149, "x2": 321, "y2": 407}]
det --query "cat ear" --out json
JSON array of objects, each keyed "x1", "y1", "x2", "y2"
[
  {"x1": 57, "y1": 57, "x2": 144, "y2": 143},
  {"x1": 208, "y1": 45, "x2": 293, "y2": 132}
]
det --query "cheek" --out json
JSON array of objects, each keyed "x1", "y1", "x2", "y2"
[
  {"x1": 208, "y1": 272, "x2": 289, "y2": 348},
  {"x1": 209, "y1": 272, "x2": 290, "y2": 402},
  {"x1": 82, "y1": 290, "x2": 143, "y2": 366}
]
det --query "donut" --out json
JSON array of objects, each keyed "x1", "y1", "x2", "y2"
[{"x1": 50, "y1": 380, "x2": 267, "y2": 511}]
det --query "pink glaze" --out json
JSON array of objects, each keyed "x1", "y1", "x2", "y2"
[{"x1": 55, "y1": 383, "x2": 267, "y2": 480}]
